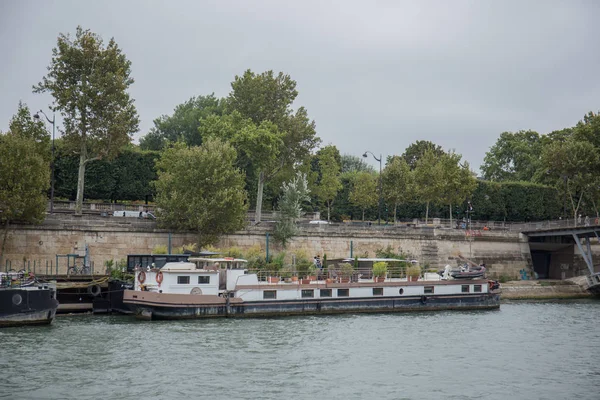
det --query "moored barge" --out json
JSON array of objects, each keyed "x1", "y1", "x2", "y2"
[
  {"x1": 123, "y1": 258, "x2": 501, "y2": 320},
  {"x1": 0, "y1": 271, "x2": 59, "y2": 327}
]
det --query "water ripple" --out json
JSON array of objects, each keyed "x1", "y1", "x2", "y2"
[{"x1": 1, "y1": 300, "x2": 600, "y2": 399}]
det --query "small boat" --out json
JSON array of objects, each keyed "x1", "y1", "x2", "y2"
[
  {"x1": 445, "y1": 264, "x2": 487, "y2": 280},
  {"x1": 123, "y1": 257, "x2": 501, "y2": 320},
  {"x1": 0, "y1": 271, "x2": 59, "y2": 328}
]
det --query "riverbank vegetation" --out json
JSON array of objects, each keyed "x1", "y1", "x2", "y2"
[{"x1": 2, "y1": 26, "x2": 600, "y2": 248}]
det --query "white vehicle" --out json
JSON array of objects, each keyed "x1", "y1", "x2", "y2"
[
  {"x1": 113, "y1": 210, "x2": 155, "y2": 219},
  {"x1": 309, "y1": 220, "x2": 330, "y2": 225}
]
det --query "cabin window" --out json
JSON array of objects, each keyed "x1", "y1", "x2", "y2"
[
  {"x1": 177, "y1": 276, "x2": 190, "y2": 284},
  {"x1": 424, "y1": 286, "x2": 434, "y2": 294},
  {"x1": 474, "y1": 285, "x2": 482, "y2": 293},
  {"x1": 198, "y1": 276, "x2": 210, "y2": 284},
  {"x1": 263, "y1": 290, "x2": 277, "y2": 299},
  {"x1": 373, "y1": 288, "x2": 383, "y2": 296},
  {"x1": 302, "y1": 289, "x2": 314, "y2": 298},
  {"x1": 320, "y1": 289, "x2": 332, "y2": 297},
  {"x1": 461, "y1": 285, "x2": 470, "y2": 293},
  {"x1": 399, "y1": 288, "x2": 404, "y2": 295},
  {"x1": 337, "y1": 289, "x2": 349, "y2": 297}
]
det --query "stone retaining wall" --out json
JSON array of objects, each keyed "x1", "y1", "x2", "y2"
[{"x1": 1, "y1": 214, "x2": 534, "y2": 277}]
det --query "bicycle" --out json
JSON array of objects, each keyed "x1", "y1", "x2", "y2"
[{"x1": 67, "y1": 264, "x2": 91, "y2": 275}]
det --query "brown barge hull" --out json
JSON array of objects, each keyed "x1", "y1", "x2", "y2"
[{"x1": 123, "y1": 290, "x2": 500, "y2": 320}]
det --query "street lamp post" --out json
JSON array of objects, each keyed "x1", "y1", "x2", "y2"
[
  {"x1": 34, "y1": 110, "x2": 56, "y2": 214},
  {"x1": 363, "y1": 151, "x2": 382, "y2": 226}
]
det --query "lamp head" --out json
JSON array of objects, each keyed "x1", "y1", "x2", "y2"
[
  {"x1": 33, "y1": 113, "x2": 40, "y2": 120},
  {"x1": 362, "y1": 152, "x2": 367, "y2": 158}
]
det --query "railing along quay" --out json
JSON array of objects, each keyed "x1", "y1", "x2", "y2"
[{"x1": 47, "y1": 201, "x2": 594, "y2": 233}]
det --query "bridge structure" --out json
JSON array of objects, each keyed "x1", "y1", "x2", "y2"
[{"x1": 521, "y1": 223, "x2": 600, "y2": 291}]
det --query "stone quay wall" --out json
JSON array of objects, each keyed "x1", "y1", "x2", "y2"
[{"x1": 1, "y1": 214, "x2": 533, "y2": 278}]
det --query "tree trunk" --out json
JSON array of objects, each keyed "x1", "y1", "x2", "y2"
[
  {"x1": 570, "y1": 191, "x2": 584, "y2": 225},
  {"x1": 393, "y1": 204, "x2": 398, "y2": 224},
  {"x1": 0, "y1": 219, "x2": 9, "y2": 269},
  {"x1": 75, "y1": 140, "x2": 88, "y2": 216},
  {"x1": 425, "y1": 201, "x2": 430, "y2": 224},
  {"x1": 327, "y1": 200, "x2": 331, "y2": 222},
  {"x1": 362, "y1": 208, "x2": 365, "y2": 222},
  {"x1": 449, "y1": 204, "x2": 453, "y2": 228},
  {"x1": 255, "y1": 170, "x2": 265, "y2": 224}
]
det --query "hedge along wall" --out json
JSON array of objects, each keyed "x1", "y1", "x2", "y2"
[
  {"x1": 470, "y1": 181, "x2": 562, "y2": 222},
  {"x1": 53, "y1": 148, "x2": 159, "y2": 202},
  {"x1": 329, "y1": 179, "x2": 563, "y2": 222}
]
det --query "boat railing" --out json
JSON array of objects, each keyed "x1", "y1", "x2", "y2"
[
  {"x1": 247, "y1": 268, "x2": 426, "y2": 284},
  {"x1": 0, "y1": 270, "x2": 38, "y2": 289}
]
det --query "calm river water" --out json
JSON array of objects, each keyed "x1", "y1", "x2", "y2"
[{"x1": 1, "y1": 300, "x2": 599, "y2": 400}]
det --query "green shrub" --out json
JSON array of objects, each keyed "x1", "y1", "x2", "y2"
[
  {"x1": 372, "y1": 262, "x2": 388, "y2": 277},
  {"x1": 406, "y1": 264, "x2": 421, "y2": 278}
]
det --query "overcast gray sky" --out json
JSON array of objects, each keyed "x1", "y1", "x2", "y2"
[{"x1": 2, "y1": 0, "x2": 599, "y2": 172}]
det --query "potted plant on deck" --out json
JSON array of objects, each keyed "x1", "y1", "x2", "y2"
[
  {"x1": 406, "y1": 264, "x2": 422, "y2": 282},
  {"x1": 339, "y1": 263, "x2": 354, "y2": 283},
  {"x1": 372, "y1": 261, "x2": 388, "y2": 282}
]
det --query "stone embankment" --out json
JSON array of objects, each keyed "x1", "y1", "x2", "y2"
[{"x1": 501, "y1": 277, "x2": 592, "y2": 300}]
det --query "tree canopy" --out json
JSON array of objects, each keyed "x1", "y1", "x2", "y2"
[
  {"x1": 34, "y1": 26, "x2": 139, "y2": 215},
  {"x1": 481, "y1": 130, "x2": 543, "y2": 181},
  {"x1": 382, "y1": 156, "x2": 412, "y2": 223},
  {"x1": 139, "y1": 94, "x2": 224, "y2": 151},
  {"x1": 312, "y1": 145, "x2": 342, "y2": 222},
  {"x1": 225, "y1": 69, "x2": 319, "y2": 223},
  {"x1": 273, "y1": 172, "x2": 310, "y2": 247},
  {"x1": 402, "y1": 140, "x2": 444, "y2": 170},
  {"x1": 0, "y1": 130, "x2": 51, "y2": 263},
  {"x1": 153, "y1": 139, "x2": 248, "y2": 247},
  {"x1": 349, "y1": 171, "x2": 378, "y2": 221}
]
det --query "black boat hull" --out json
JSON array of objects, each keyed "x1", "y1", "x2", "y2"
[{"x1": 0, "y1": 287, "x2": 59, "y2": 328}]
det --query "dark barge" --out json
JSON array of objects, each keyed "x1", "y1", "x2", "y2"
[{"x1": 0, "y1": 272, "x2": 59, "y2": 328}]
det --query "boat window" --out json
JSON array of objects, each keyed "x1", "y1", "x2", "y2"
[
  {"x1": 263, "y1": 290, "x2": 277, "y2": 299},
  {"x1": 373, "y1": 288, "x2": 383, "y2": 296},
  {"x1": 301, "y1": 289, "x2": 314, "y2": 298},
  {"x1": 424, "y1": 286, "x2": 434, "y2": 294},
  {"x1": 474, "y1": 285, "x2": 482, "y2": 292},
  {"x1": 177, "y1": 276, "x2": 190, "y2": 284},
  {"x1": 461, "y1": 285, "x2": 470, "y2": 293},
  {"x1": 320, "y1": 289, "x2": 332, "y2": 297},
  {"x1": 399, "y1": 288, "x2": 404, "y2": 295},
  {"x1": 198, "y1": 276, "x2": 210, "y2": 284},
  {"x1": 337, "y1": 289, "x2": 349, "y2": 297}
]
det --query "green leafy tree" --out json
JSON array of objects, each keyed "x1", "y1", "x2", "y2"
[
  {"x1": 139, "y1": 94, "x2": 223, "y2": 151},
  {"x1": 233, "y1": 121, "x2": 283, "y2": 224},
  {"x1": 438, "y1": 152, "x2": 477, "y2": 227},
  {"x1": 341, "y1": 154, "x2": 375, "y2": 174},
  {"x1": 402, "y1": 140, "x2": 444, "y2": 170},
  {"x1": 200, "y1": 112, "x2": 284, "y2": 224},
  {"x1": 540, "y1": 140, "x2": 600, "y2": 220},
  {"x1": 153, "y1": 139, "x2": 248, "y2": 247},
  {"x1": 381, "y1": 156, "x2": 412, "y2": 223},
  {"x1": 273, "y1": 172, "x2": 310, "y2": 247},
  {"x1": 573, "y1": 111, "x2": 600, "y2": 149},
  {"x1": 34, "y1": 26, "x2": 139, "y2": 215},
  {"x1": 226, "y1": 69, "x2": 320, "y2": 222},
  {"x1": 0, "y1": 132, "x2": 50, "y2": 264},
  {"x1": 413, "y1": 149, "x2": 442, "y2": 223},
  {"x1": 9, "y1": 102, "x2": 51, "y2": 161},
  {"x1": 481, "y1": 130, "x2": 543, "y2": 181},
  {"x1": 313, "y1": 145, "x2": 342, "y2": 221},
  {"x1": 349, "y1": 171, "x2": 378, "y2": 221}
]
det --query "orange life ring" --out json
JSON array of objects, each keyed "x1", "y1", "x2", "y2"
[
  {"x1": 156, "y1": 271, "x2": 164, "y2": 284},
  {"x1": 488, "y1": 281, "x2": 494, "y2": 291},
  {"x1": 138, "y1": 270, "x2": 146, "y2": 284}
]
